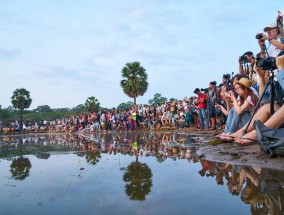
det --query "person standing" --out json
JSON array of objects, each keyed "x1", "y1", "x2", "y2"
[{"x1": 194, "y1": 88, "x2": 209, "y2": 130}]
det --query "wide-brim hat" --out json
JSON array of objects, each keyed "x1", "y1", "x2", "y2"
[
  {"x1": 264, "y1": 22, "x2": 278, "y2": 32},
  {"x1": 235, "y1": 78, "x2": 252, "y2": 89}
]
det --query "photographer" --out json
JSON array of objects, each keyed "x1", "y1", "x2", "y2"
[
  {"x1": 229, "y1": 55, "x2": 284, "y2": 145},
  {"x1": 193, "y1": 88, "x2": 209, "y2": 131},
  {"x1": 207, "y1": 81, "x2": 221, "y2": 130},
  {"x1": 218, "y1": 78, "x2": 259, "y2": 138},
  {"x1": 238, "y1": 51, "x2": 255, "y2": 76},
  {"x1": 257, "y1": 22, "x2": 283, "y2": 58}
]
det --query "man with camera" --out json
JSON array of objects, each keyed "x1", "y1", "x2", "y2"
[
  {"x1": 239, "y1": 51, "x2": 255, "y2": 76},
  {"x1": 257, "y1": 22, "x2": 283, "y2": 58},
  {"x1": 193, "y1": 88, "x2": 209, "y2": 131},
  {"x1": 207, "y1": 81, "x2": 221, "y2": 130}
]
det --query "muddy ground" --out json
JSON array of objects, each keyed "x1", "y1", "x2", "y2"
[{"x1": 184, "y1": 128, "x2": 284, "y2": 171}]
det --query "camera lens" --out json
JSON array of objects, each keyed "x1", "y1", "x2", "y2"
[{"x1": 255, "y1": 34, "x2": 263, "y2": 39}]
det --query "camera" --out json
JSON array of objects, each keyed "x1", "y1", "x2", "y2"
[
  {"x1": 239, "y1": 55, "x2": 247, "y2": 62},
  {"x1": 255, "y1": 34, "x2": 263, "y2": 39},
  {"x1": 223, "y1": 74, "x2": 231, "y2": 79},
  {"x1": 201, "y1": 88, "x2": 209, "y2": 93},
  {"x1": 256, "y1": 57, "x2": 277, "y2": 70}
]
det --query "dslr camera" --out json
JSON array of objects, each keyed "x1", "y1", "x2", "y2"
[
  {"x1": 239, "y1": 55, "x2": 247, "y2": 62},
  {"x1": 255, "y1": 34, "x2": 263, "y2": 39},
  {"x1": 223, "y1": 73, "x2": 231, "y2": 80},
  {"x1": 201, "y1": 88, "x2": 209, "y2": 93},
  {"x1": 256, "y1": 57, "x2": 277, "y2": 70}
]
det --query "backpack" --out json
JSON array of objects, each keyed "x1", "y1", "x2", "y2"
[{"x1": 254, "y1": 120, "x2": 284, "y2": 158}]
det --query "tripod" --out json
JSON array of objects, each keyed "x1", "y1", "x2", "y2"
[{"x1": 242, "y1": 70, "x2": 280, "y2": 135}]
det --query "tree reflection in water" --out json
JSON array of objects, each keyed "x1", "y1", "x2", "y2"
[
  {"x1": 10, "y1": 138, "x2": 32, "y2": 181},
  {"x1": 123, "y1": 160, "x2": 152, "y2": 201},
  {"x1": 10, "y1": 157, "x2": 32, "y2": 180},
  {"x1": 85, "y1": 150, "x2": 101, "y2": 165}
]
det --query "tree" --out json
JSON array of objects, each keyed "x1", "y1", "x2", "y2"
[
  {"x1": 148, "y1": 93, "x2": 167, "y2": 105},
  {"x1": 11, "y1": 88, "x2": 32, "y2": 129},
  {"x1": 117, "y1": 101, "x2": 134, "y2": 111},
  {"x1": 120, "y1": 61, "x2": 148, "y2": 105},
  {"x1": 71, "y1": 104, "x2": 86, "y2": 114},
  {"x1": 85, "y1": 96, "x2": 100, "y2": 113},
  {"x1": 169, "y1": 98, "x2": 178, "y2": 102},
  {"x1": 34, "y1": 105, "x2": 52, "y2": 113}
]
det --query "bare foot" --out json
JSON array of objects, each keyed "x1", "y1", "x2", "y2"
[{"x1": 235, "y1": 131, "x2": 257, "y2": 145}]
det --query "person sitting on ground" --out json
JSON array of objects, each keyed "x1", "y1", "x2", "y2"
[
  {"x1": 222, "y1": 55, "x2": 284, "y2": 144},
  {"x1": 219, "y1": 77, "x2": 259, "y2": 137}
]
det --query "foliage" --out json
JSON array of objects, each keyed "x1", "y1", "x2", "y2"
[
  {"x1": 11, "y1": 88, "x2": 32, "y2": 127},
  {"x1": 11, "y1": 88, "x2": 32, "y2": 111},
  {"x1": 148, "y1": 93, "x2": 167, "y2": 105},
  {"x1": 34, "y1": 105, "x2": 52, "y2": 113},
  {"x1": 169, "y1": 98, "x2": 178, "y2": 102},
  {"x1": 120, "y1": 61, "x2": 148, "y2": 105},
  {"x1": 0, "y1": 109, "x2": 11, "y2": 121},
  {"x1": 117, "y1": 101, "x2": 134, "y2": 111},
  {"x1": 71, "y1": 104, "x2": 86, "y2": 115},
  {"x1": 85, "y1": 96, "x2": 100, "y2": 113}
]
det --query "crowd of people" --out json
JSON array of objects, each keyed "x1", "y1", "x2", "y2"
[{"x1": 1, "y1": 12, "x2": 284, "y2": 149}]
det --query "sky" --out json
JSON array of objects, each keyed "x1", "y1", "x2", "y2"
[{"x1": 0, "y1": 0, "x2": 283, "y2": 110}]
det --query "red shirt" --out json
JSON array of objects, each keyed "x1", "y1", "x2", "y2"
[{"x1": 197, "y1": 93, "x2": 207, "y2": 109}]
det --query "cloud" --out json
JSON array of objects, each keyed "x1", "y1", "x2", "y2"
[{"x1": 0, "y1": 48, "x2": 22, "y2": 60}]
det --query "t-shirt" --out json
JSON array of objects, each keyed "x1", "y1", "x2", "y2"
[{"x1": 197, "y1": 93, "x2": 207, "y2": 109}]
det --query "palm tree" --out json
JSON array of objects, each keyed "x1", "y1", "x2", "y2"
[
  {"x1": 85, "y1": 96, "x2": 100, "y2": 113},
  {"x1": 11, "y1": 88, "x2": 32, "y2": 130},
  {"x1": 120, "y1": 61, "x2": 148, "y2": 105}
]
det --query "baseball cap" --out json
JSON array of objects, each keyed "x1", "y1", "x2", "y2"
[{"x1": 264, "y1": 22, "x2": 278, "y2": 32}]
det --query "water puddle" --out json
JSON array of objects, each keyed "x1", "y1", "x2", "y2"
[{"x1": 0, "y1": 132, "x2": 283, "y2": 215}]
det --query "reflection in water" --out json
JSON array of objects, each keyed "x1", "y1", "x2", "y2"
[
  {"x1": 1, "y1": 132, "x2": 284, "y2": 214},
  {"x1": 123, "y1": 160, "x2": 152, "y2": 201},
  {"x1": 9, "y1": 137, "x2": 32, "y2": 180},
  {"x1": 198, "y1": 159, "x2": 284, "y2": 215},
  {"x1": 10, "y1": 156, "x2": 32, "y2": 180}
]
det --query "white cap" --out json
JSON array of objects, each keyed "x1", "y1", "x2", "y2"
[
  {"x1": 264, "y1": 22, "x2": 278, "y2": 32},
  {"x1": 279, "y1": 9, "x2": 284, "y2": 17}
]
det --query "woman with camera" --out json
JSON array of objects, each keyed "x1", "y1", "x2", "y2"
[{"x1": 218, "y1": 77, "x2": 259, "y2": 140}]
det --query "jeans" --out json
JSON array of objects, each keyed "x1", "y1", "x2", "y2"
[
  {"x1": 224, "y1": 108, "x2": 251, "y2": 134},
  {"x1": 198, "y1": 108, "x2": 209, "y2": 129},
  {"x1": 277, "y1": 69, "x2": 284, "y2": 92}
]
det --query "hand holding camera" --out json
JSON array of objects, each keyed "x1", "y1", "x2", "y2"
[{"x1": 255, "y1": 33, "x2": 268, "y2": 41}]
